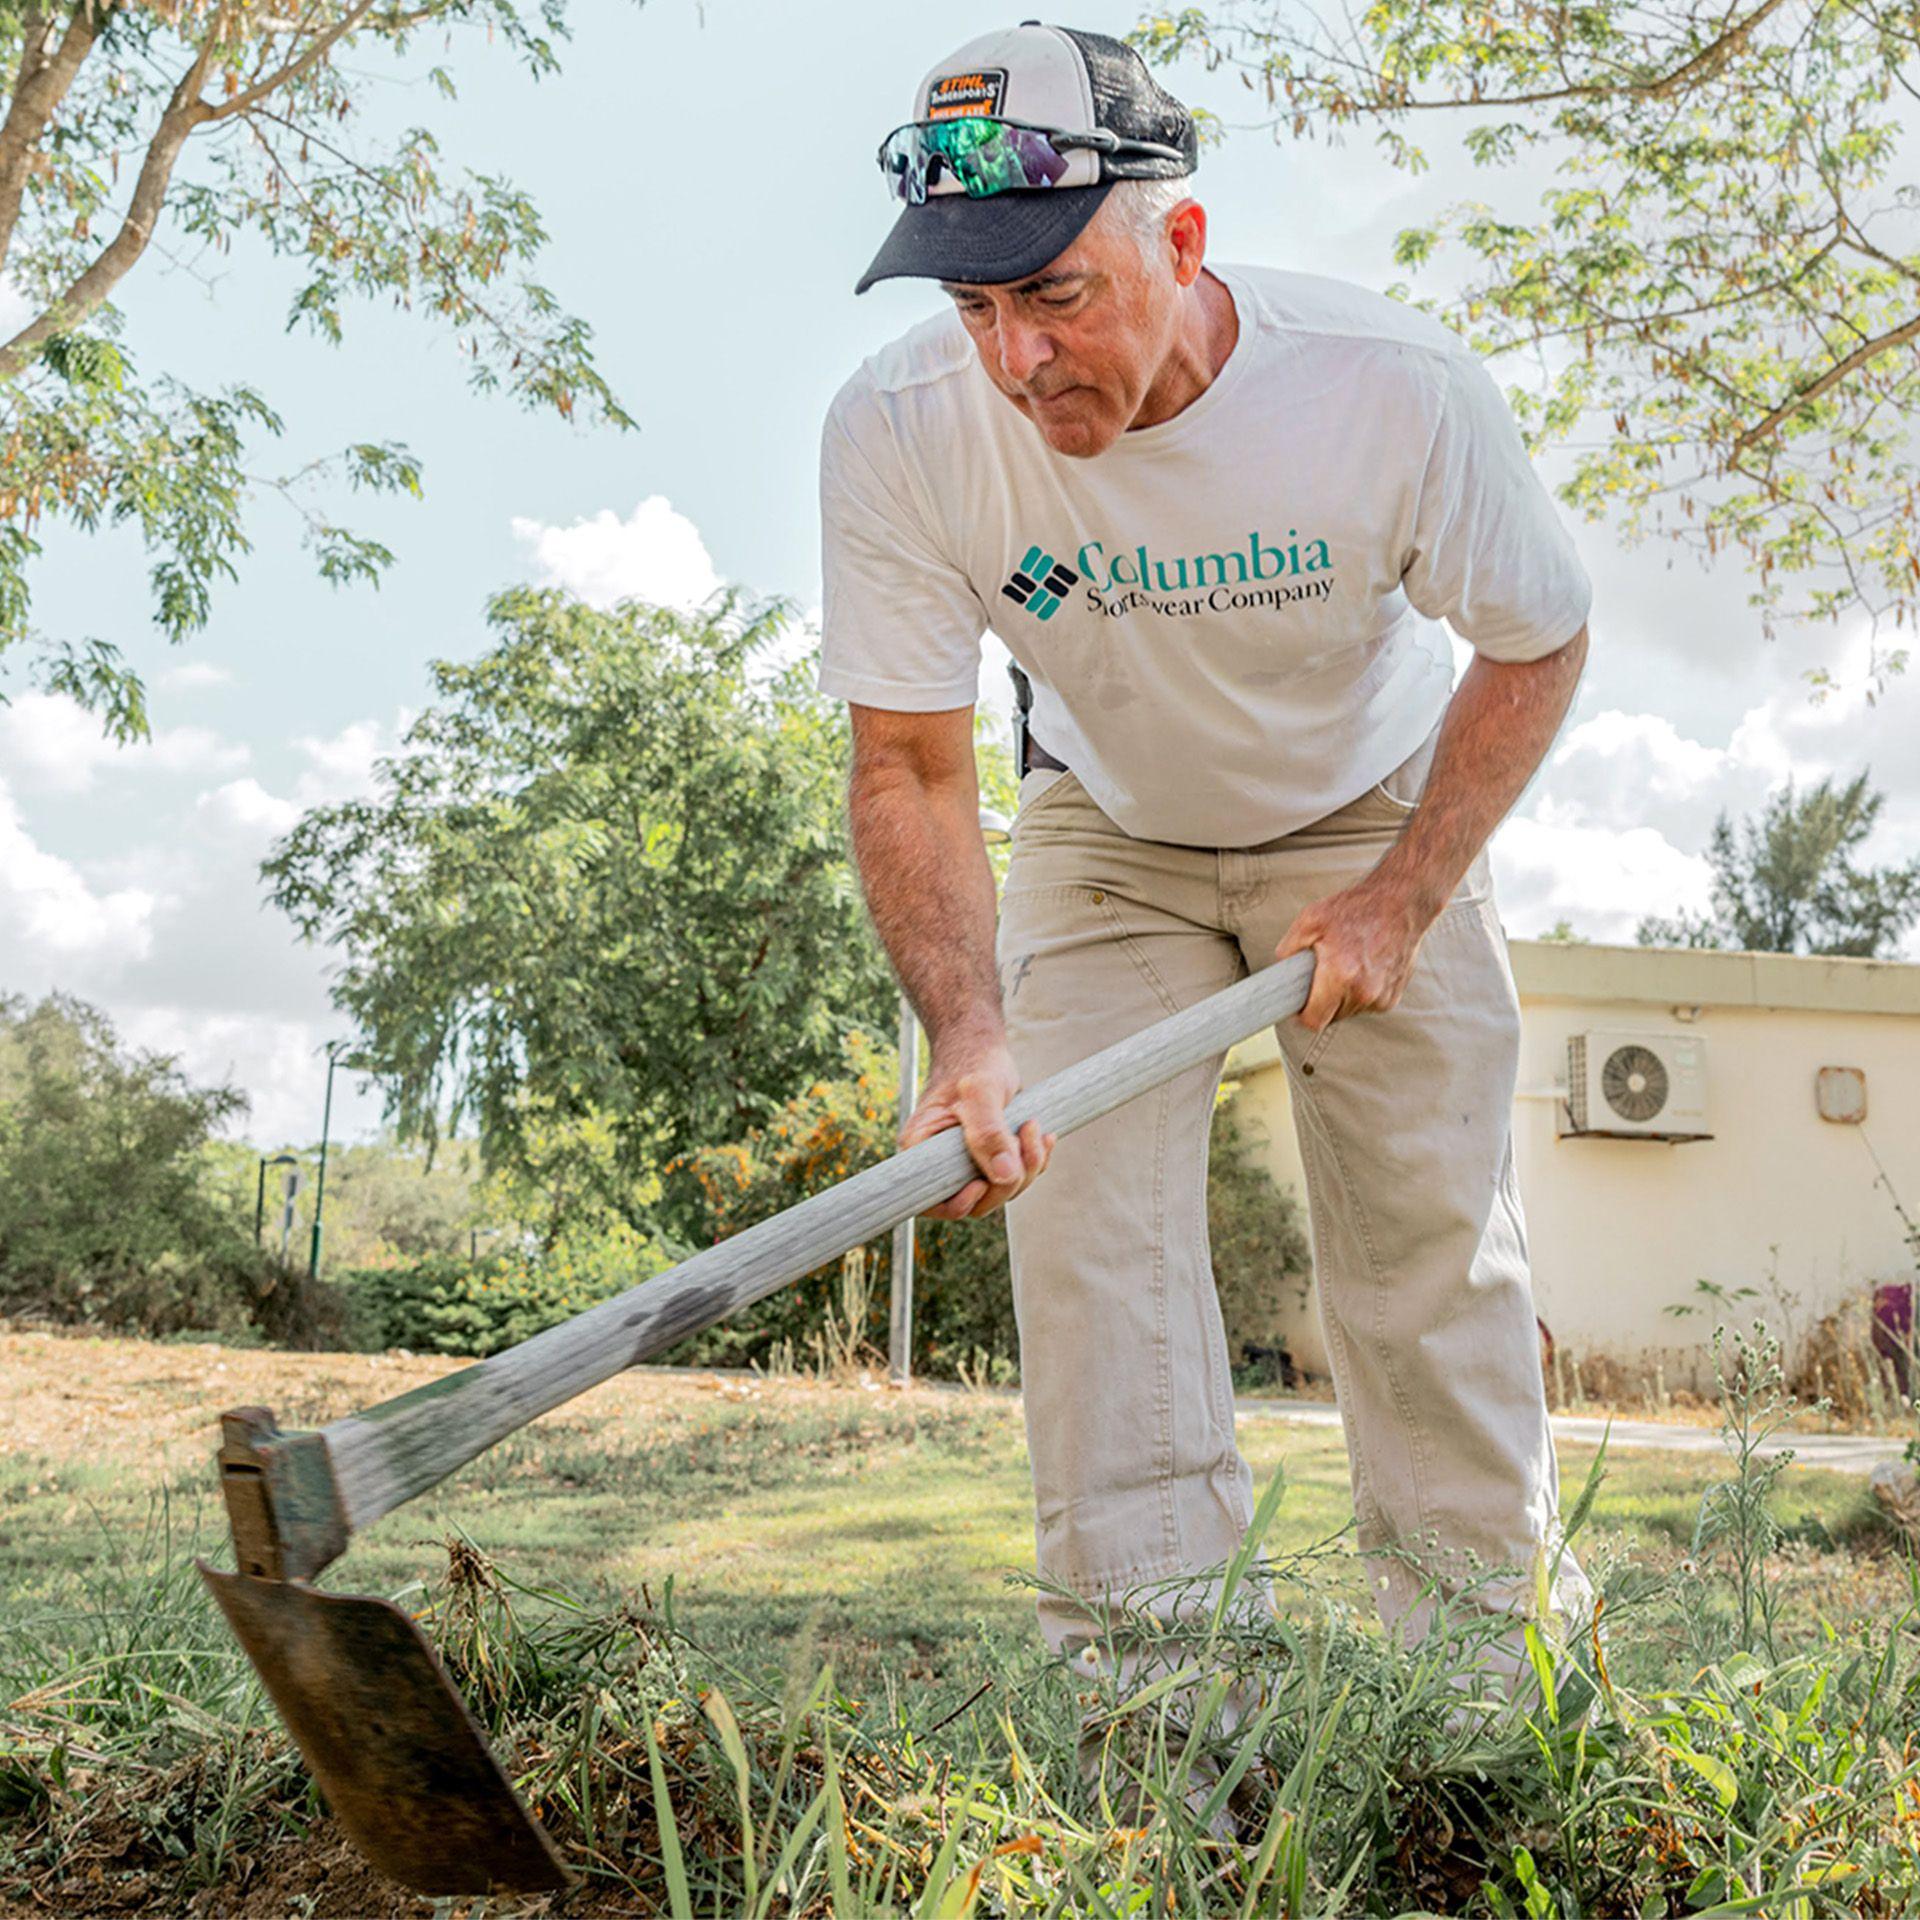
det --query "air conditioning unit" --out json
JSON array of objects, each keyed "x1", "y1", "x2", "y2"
[{"x1": 1560, "y1": 1030, "x2": 1711, "y2": 1142}]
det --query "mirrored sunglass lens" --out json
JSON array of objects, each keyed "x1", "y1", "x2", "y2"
[
  {"x1": 879, "y1": 128, "x2": 922, "y2": 202},
  {"x1": 933, "y1": 120, "x2": 1069, "y2": 195},
  {"x1": 997, "y1": 126, "x2": 1070, "y2": 190},
  {"x1": 879, "y1": 121, "x2": 1071, "y2": 201}
]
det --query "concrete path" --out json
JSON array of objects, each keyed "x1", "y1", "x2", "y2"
[
  {"x1": 649, "y1": 1365, "x2": 1906, "y2": 1477},
  {"x1": 1234, "y1": 1396, "x2": 1907, "y2": 1476}
]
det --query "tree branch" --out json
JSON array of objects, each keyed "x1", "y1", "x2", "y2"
[
  {"x1": 0, "y1": 7, "x2": 224, "y2": 381},
  {"x1": 0, "y1": 0, "x2": 114, "y2": 273},
  {"x1": 1732, "y1": 309, "x2": 1920, "y2": 454},
  {"x1": 1231, "y1": 0, "x2": 1798, "y2": 119},
  {"x1": 202, "y1": 0, "x2": 383, "y2": 123}
]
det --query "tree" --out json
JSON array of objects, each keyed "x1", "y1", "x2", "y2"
[
  {"x1": 1137, "y1": 1, "x2": 1920, "y2": 670},
  {"x1": 1637, "y1": 769, "x2": 1920, "y2": 955},
  {"x1": 263, "y1": 590, "x2": 902, "y2": 1242},
  {"x1": 0, "y1": 0, "x2": 635, "y2": 737},
  {"x1": 0, "y1": 990, "x2": 266, "y2": 1329},
  {"x1": 206, "y1": 1131, "x2": 494, "y2": 1267}
]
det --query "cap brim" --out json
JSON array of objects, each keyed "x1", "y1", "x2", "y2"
[{"x1": 855, "y1": 182, "x2": 1115, "y2": 295}]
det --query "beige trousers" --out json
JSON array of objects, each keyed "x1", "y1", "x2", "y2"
[{"x1": 995, "y1": 726, "x2": 1591, "y2": 1667}]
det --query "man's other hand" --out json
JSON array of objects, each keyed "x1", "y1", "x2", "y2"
[
  {"x1": 899, "y1": 1037, "x2": 1057, "y2": 1219},
  {"x1": 1274, "y1": 877, "x2": 1435, "y2": 1033}
]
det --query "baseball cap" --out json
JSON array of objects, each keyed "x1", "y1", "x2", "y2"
[{"x1": 856, "y1": 22, "x2": 1198, "y2": 296}]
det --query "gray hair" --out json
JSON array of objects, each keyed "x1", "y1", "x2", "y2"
[{"x1": 1097, "y1": 176, "x2": 1196, "y2": 262}]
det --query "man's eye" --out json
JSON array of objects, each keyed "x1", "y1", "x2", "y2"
[{"x1": 1038, "y1": 291, "x2": 1082, "y2": 309}]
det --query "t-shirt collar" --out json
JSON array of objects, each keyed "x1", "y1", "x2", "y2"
[{"x1": 1104, "y1": 264, "x2": 1253, "y2": 454}]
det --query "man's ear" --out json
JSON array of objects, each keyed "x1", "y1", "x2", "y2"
[{"x1": 1168, "y1": 198, "x2": 1207, "y2": 287}]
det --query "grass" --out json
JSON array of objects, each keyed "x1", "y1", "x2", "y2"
[{"x1": 1, "y1": 1325, "x2": 1917, "y2": 1914}]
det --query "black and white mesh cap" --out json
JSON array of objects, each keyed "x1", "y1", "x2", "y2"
[{"x1": 856, "y1": 22, "x2": 1198, "y2": 296}]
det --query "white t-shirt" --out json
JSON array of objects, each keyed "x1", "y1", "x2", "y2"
[{"x1": 816, "y1": 262, "x2": 1592, "y2": 848}]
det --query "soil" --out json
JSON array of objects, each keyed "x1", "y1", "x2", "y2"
[
  {"x1": 0, "y1": 1319, "x2": 890, "y2": 1482},
  {"x1": 0, "y1": 1322, "x2": 920, "y2": 1917},
  {"x1": 11, "y1": 1817, "x2": 642, "y2": 1918}
]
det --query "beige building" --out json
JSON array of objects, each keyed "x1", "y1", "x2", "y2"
[{"x1": 1224, "y1": 940, "x2": 1920, "y2": 1384}]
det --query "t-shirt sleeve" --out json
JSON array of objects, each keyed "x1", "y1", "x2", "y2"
[
  {"x1": 816, "y1": 378, "x2": 987, "y2": 711},
  {"x1": 1400, "y1": 349, "x2": 1593, "y2": 663}
]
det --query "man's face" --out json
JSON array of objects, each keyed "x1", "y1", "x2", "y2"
[{"x1": 941, "y1": 196, "x2": 1197, "y2": 459}]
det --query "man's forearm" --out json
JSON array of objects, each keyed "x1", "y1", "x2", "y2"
[
  {"x1": 1371, "y1": 625, "x2": 1589, "y2": 919},
  {"x1": 849, "y1": 766, "x2": 1005, "y2": 1056}
]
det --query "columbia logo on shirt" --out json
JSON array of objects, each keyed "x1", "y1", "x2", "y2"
[{"x1": 1001, "y1": 545, "x2": 1079, "y2": 621}]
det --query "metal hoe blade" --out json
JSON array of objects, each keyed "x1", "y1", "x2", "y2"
[{"x1": 198, "y1": 1562, "x2": 569, "y2": 1895}]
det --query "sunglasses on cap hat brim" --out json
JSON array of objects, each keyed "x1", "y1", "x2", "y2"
[{"x1": 877, "y1": 115, "x2": 1189, "y2": 206}]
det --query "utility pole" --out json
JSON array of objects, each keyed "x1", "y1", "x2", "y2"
[
  {"x1": 309, "y1": 1040, "x2": 369, "y2": 1279},
  {"x1": 888, "y1": 999, "x2": 919, "y2": 1386},
  {"x1": 887, "y1": 806, "x2": 1010, "y2": 1387}
]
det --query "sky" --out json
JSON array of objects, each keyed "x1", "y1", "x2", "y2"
[{"x1": 2, "y1": 0, "x2": 1917, "y2": 1148}]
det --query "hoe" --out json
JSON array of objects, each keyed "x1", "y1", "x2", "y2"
[{"x1": 200, "y1": 951, "x2": 1315, "y2": 1894}]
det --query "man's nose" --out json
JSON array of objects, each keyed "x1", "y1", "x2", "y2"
[{"x1": 996, "y1": 315, "x2": 1054, "y2": 386}]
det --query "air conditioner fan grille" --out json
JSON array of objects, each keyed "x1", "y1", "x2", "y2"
[{"x1": 1601, "y1": 1043, "x2": 1669, "y2": 1124}]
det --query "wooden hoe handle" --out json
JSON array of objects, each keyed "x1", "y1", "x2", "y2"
[{"x1": 220, "y1": 951, "x2": 1315, "y2": 1581}]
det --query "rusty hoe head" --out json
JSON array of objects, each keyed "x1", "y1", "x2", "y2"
[{"x1": 199, "y1": 1408, "x2": 568, "y2": 1895}]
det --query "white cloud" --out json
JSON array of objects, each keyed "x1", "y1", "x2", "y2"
[
  {"x1": 1506, "y1": 622, "x2": 1920, "y2": 944},
  {"x1": 196, "y1": 777, "x2": 303, "y2": 843},
  {"x1": 1533, "y1": 708, "x2": 1755, "y2": 854},
  {"x1": 115, "y1": 1005, "x2": 387, "y2": 1146},
  {"x1": 510, "y1": 494, "x2": 723, "y2": 613},
  {"x1": 289, "y1": 717, "x2": 400, "y2": 806},
  {"x1": 1494, "y1": 815, "x2": 1714, "y2": 944},
  {"x1": 189, "y1": 716, "x2": 406, "y2": 849},
  {"x1": 1554, "y1": 709, "x2": 1730, "y2": 805},
  {"x1": 0, "y1": 693, "x2": 248, "y2": 794},
  {"x1": 0, "y1": 775, "x2": 165, "y2": 971},
  {"x1": 159, "y1": 660, "x2": 235, "y2": 690},
  {"x1": 0, "y1": 709, "x2": 423, "y2": 1146}
]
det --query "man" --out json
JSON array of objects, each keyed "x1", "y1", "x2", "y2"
[{"x1": 816, "y1": 21, "x2": 1594, "y2": 1722}]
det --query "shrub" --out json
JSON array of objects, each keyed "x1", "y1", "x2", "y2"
[
  {"x1": 0, "y1": 993, "x2": 316, "y2": 1340},
  {"x1": 665, "y1": 1031, "x2": 1310, "y2": 1381},
  {"x1": 337, "y1": 1224, "x2": 677, "y2": 1357},
  {"x1": 1208, "y1": 1099, "x2": 1314, "y2": 1378}
]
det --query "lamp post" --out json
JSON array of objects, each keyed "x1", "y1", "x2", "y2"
[
  {"x1": 254, "y1": 1153, "x2": 299, "y2": 1245},
  {"x1": 889, "y1": 806, "x2": 1011, "y2": 1387},
  {"x1": 309, "y1": 1040, "x2": 372, "y2": 1279}
]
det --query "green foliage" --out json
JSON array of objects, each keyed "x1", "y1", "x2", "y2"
[
  {"x1": 1535, "y1": 918, "x2": 1589, "y2": 945},
  {"x1": 666, "y1": 1032, "x2": 1309, "y2": 1380},
  {"x1": 0, "y1": 992, "x2": 298, "y2": 1337},
  {"x1": 263, "y1": 590, "x2": 900, "y2": 1247},
  {"x1": 300, "y1": 1137, "x2": 489, "y2": 1267},
  {"x1": 1637, "y1": 769, "x2": 1920, "y2": 955},
  {"x1": 1682, "y1": 1320, "x2": 1804, "y2": 1663},
  {"x1": 336, "y1": 1224, "x2": 677, "y2": 1358},
  {"x1": 1136, "y1": 0, "x2": 1920, "y2": 663},
  {"x1": 1207, "y1": 1097, "x2": 1314, "y2": 1374},
  {"x1": 0, "y1": 0, "x2": 636, "y2": 737},
  {"x1": 667, "y1": 1029, "x2": 1016, "y2": 1377},
  {"x1": 205, "y1": 1133, "x2": 496, "y2": 1271}
]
